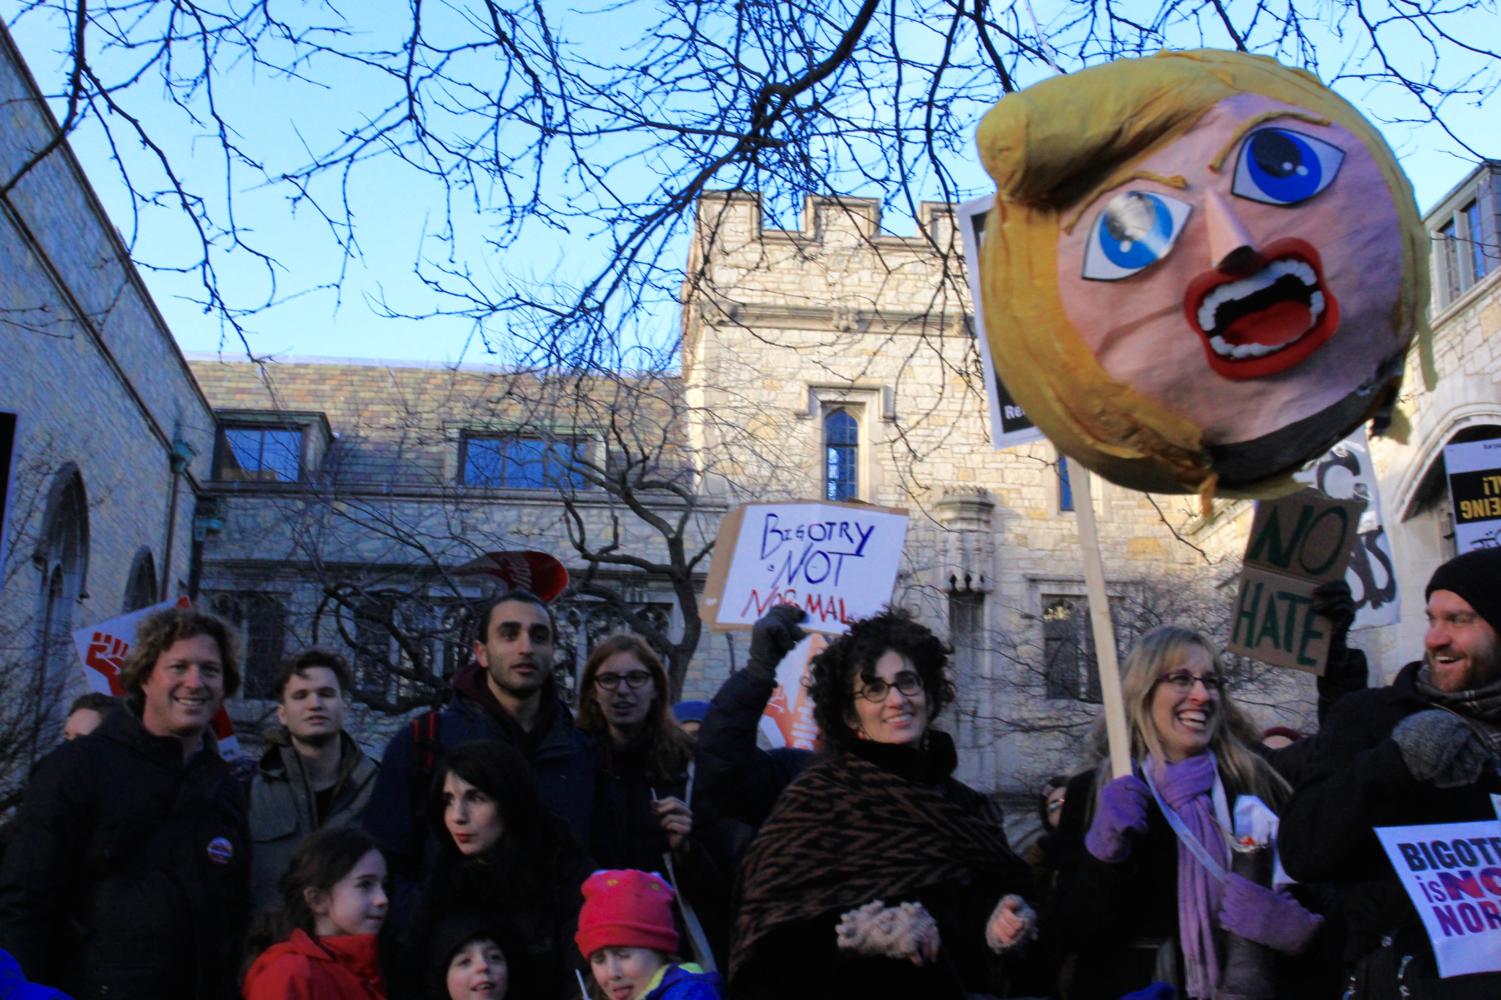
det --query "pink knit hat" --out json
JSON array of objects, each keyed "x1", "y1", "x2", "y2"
[{"x1": 574, "y1": 869, "x2": 679, "y2": 958}]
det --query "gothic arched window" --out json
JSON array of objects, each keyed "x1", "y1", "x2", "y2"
[{"x1": 824, "y1": 408, "x2": 859, "y2": 501}]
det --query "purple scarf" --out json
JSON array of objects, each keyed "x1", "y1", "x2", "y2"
[{"x1": 1149, "y1": 753, "x2": 1229, "y2": 999}]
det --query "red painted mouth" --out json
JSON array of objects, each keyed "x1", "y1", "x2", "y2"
[{"x1": 1184, "y1": 238, "x2": 1340, "y2": 379}]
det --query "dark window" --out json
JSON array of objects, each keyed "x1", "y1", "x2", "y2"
[
  {"x1": 206, "y1": 592, "x2": 286, "y2": 699},
  {"x1": 824, "y1": 409, "x2": 859, "y2": 501},
  {"x1": 948, "y1": 590, "x2": 984, "y2": 686},
  {"x1": 215, "y1": 426, "x2": 303, "y2": 482},
  {"x1": 1057, "y1": 459, "x2": 1074, "y2": 513},
  {"x1": 462, "y1": 435, "x2": 589, "y2": 489},
  {"x1": 123, "y1": 549, "x2": 157, "y2": 611},
  {"x1": 1042, "y1": 596, "x2": 1102, "y2": 703}
]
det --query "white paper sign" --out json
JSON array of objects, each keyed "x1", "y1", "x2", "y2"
[
  {"x1": 1445, "y1": 439, "x2": 1501, "y2": 554},
  {"x1": 1375, "y1": 820, "x2": 1501, "y2": 978},
  {"x1": 701, "y1": 501, "x2": 908, "y2": 633},
  {"x1": 72, "y1": 598, "x2": 241, "y2": 756},
  {"x1": 1296, "y1": 428, "x2": 1400, "y2": 628}
]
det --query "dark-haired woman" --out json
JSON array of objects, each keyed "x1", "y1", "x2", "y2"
[
  {"x1": 242, "y1": 826, "x2": 387, "y2": 999},
  {"x1": 403, "y1": 740, "x2": 594, "y2": 999},
  {"x1": 577, "y1": 635, "x2": 731, "y2": 964},
  {"x1": 728, "y1": 609, "x2": 1038, "y2": 1000}
]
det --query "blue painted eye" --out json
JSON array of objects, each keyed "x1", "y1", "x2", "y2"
[
  {"x1": 1081, "y1": 192, "x2": 1193, "y2": 281},
  {"x1": 1232, "y1": 127, "x2": 1344, "y2": 205}
]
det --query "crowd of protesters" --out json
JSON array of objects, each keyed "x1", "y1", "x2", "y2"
[{"x1": 0, "y1": 547, "x2": 1498, "y2": 1000}]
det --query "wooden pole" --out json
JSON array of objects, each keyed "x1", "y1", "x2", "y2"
[{"x1": 1068, "y1": 457, "x2": 1132, "y2": 778}]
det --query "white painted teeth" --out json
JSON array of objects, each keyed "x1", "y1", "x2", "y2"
[{"x1": 1198, "y1": 257, "x2": 1323, "y2": 359}]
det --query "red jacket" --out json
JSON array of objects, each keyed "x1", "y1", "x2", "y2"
[{"x1": 243, "y1": 929, "x2": 385, "y2": 1000}]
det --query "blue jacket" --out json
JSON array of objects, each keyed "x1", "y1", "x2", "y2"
[
  {"x1": 645, "y1": 963, "x2": 724, "y2": 1000},
  {"x1": 362, "y1": 663, "x2": 598, "y2": 883}
]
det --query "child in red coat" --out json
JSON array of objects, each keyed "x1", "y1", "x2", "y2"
[{"x1": 243, "y1": 827, "x2": 388, "y2": 999}]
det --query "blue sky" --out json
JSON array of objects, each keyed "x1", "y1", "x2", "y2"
[{"x1": 4, "y1": 1, "x2": 1497, "y2": 365}]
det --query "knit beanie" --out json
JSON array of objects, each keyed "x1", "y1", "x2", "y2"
[
  {"x1": 1426, "y1": 549, "x2": 1501, "y2": 633},
  {"x1": 574, "y1": 869, "x2": 679, "y2": 959}
]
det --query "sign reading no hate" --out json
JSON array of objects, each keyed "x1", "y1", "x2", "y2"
[
  {"x1": 700, "y1": 500, "x2": 909, "y2": 633},
  {"x1": 1228, "y1": 490, "x2": 1365, "y2": 674}
]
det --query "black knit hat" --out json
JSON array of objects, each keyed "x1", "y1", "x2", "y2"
[
  {"x1": 1426, "y1": 549, "x2": 1501, "y2": 633},
  {"x1": 424, "y1": 911, "x2": 531, "y2": 1000}
]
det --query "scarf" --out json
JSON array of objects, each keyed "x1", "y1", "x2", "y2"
[
  {"x1": 729, "y1": 732, "x2": 1026, "y2": 977},
  {"x1": 1148, "y1": 753, "x2": 1229, "y2": 1000},
  {"x1": 1416, "y1": 666, "x2": 1501, "y2": 754}
]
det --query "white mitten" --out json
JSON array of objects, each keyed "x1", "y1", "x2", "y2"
[{"x1": 835, "y1": 899, "x2": 942, "y2": 963}]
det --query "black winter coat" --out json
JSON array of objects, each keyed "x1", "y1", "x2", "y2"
[
  {"x1": 1279, "y1": 661, "x2": 1501, "y2": 999},
  {"x1": 362, "y1": 665, "x2": 598, "y2": 885},
  {"x1": 691, "y1": 664, "x2": 811, "y2": 872},
  {"x1": 1045, "y1": 766, "x2": 1340, "y2": 1000},
  {"x1": 0, "y1": 708, "x2": 250, "y2": 999}
]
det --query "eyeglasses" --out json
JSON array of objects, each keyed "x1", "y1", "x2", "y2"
[
  {"x1": 595, "y1": 670, "x2": 653, "y2": 692},
  {"x1": 855, "y1": 672, "x2": 924, "y2": 703},
  {"x1": 1156, "y1": 671, "x2": 1223, "y2": 693}
]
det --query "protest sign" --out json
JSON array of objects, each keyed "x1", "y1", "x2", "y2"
[
  {"x1": 1375, "y1": 820, "x2": 1501, "y2": 978},
  {"x1": 1228, "y1": 490, "x2": 1366, "y2": 674},
  {"x1": 0, "y1": 411, "x2": 16, "y2": 573},
  {"x1": 1296, "y1": 429, "x2": 1399, "y2": 628},
  {"x1": 1445, "y1": 439, "x2": 1501, "y2": 554},
  {"x1": 700, "y1": 500, "x2": 908, "y2": 633},
  {"x1": 956, "y1": 195, "x2": 1044, "y2": 451},
  {"x1": 759, "y1": 633, "x2": 829, "y2": 751},
  {"x1": 72, "y1": 598, "x2": 240, "y2": 756}
]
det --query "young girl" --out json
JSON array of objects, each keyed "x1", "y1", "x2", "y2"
[
  {"x1": 576, "y1": 869, "x2": 722, "y2": 1000},
  {"x1": 425, "y1": 912, "x2": 531, "y2": 1000},
  {"x1": 243, "y1": 826, "x2": 389, "y2": 999}
]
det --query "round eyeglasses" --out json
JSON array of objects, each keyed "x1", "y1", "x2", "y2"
[
  {"x1": 595, "y1": 670, "x2": 653, "y2": 692},
  {"x1": 855, "y1": 672, "x2": 924, "y2": 703}
]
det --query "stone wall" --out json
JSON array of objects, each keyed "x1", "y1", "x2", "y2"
[{"x1": 0, "y1": 22, "x2": 214, "y2": 751}]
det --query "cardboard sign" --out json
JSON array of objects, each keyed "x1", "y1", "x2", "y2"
[
  {"x1": 72, "y1": 598, "x2": 240, "y2": 756},
  {"x1": 700, "y1": 500, "x2": 908, "y2": 633},
  {"x1": 1376, "y1": 821, "x2": 1501, "y2": 978},
  {"x1": 1445, "y1": 439, "x2": 1501, "y2": 554},
  {"x1": 759, "y1": 633, "x2": 829, "y2": 750},
  {"x1": 1228, "y1": 491, "x2": 1366, "y2": 673},
  {"x1": 1296, "y1": 429, "x2": 1400, "y2": 629},
  {"x1": 956, "y1": 195, "x2": 1044, "y2": 451}
]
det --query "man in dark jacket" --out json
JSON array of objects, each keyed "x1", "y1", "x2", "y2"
[
  {"x1": 1280, "y1": 548, "x2": 1501, "y2": 998},
  {"x1": 0, "y1": 607, "x2": 251, "y2": 999},
  {"x1": 249, "y1": 648, "x2": 379, "y2": 908},
  {"x1": 363, "y1": 588, "x2": 597, "y2": 884}
]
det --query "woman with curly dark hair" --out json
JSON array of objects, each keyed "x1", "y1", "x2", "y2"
[{"x1": 727, "y1": 608, "x2": 1038, "y2": 1000}]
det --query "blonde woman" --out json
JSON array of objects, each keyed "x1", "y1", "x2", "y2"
[{"x1": 1048, "y1": 626, "x2": 1331, "y2": 999}]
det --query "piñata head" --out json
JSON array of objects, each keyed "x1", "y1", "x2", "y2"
[{"x1": 976, "y1": 50, "x2": 1427, "y2": 498}]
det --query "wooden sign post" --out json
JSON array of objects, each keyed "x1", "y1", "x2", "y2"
[{"x1": 1069, "y1": 458, "x2": 1132, "y2": 779}]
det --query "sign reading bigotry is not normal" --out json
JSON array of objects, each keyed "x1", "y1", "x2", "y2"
[{"x1": 700, "y1": 500, "x2": 909, "y2": 633}]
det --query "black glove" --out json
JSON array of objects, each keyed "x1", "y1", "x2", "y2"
[
  {"x1": 1311, "y1": 579, "x2": 1356, "y2": 648},
  {"x1": 746, "y1": 604, "x2": 807, "y2": 680}
]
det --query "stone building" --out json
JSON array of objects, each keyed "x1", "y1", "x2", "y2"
[
  {"x1": 1361, "y1": 160, "x2": 1501, "y2": 675},
  {"x1": 0, "y1": 21, "x2": 217, "y2": 794},
  {"x1": 4, "y1": 1, "x2": 1491, "y2": 799}
]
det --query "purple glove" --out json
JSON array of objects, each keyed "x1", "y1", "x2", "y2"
[
  {"x1": 1217, "y1": 873, "x2": 1324, "y2": 954},
  {"x1": 1084, "y1": 774, "x2": 1151, "y2": 863}
]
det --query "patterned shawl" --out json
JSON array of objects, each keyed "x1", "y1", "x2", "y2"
[
  {"x1": 730, "y1": 733, "x2": 1025, "y2": 976},
  {"x1": 1416, "y1": 664, "x2": 1501, "y2": 754}
]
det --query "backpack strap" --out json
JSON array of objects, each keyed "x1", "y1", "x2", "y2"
[{"x1": 408, "y1": 709, "x2": 442, "y2": 816}]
